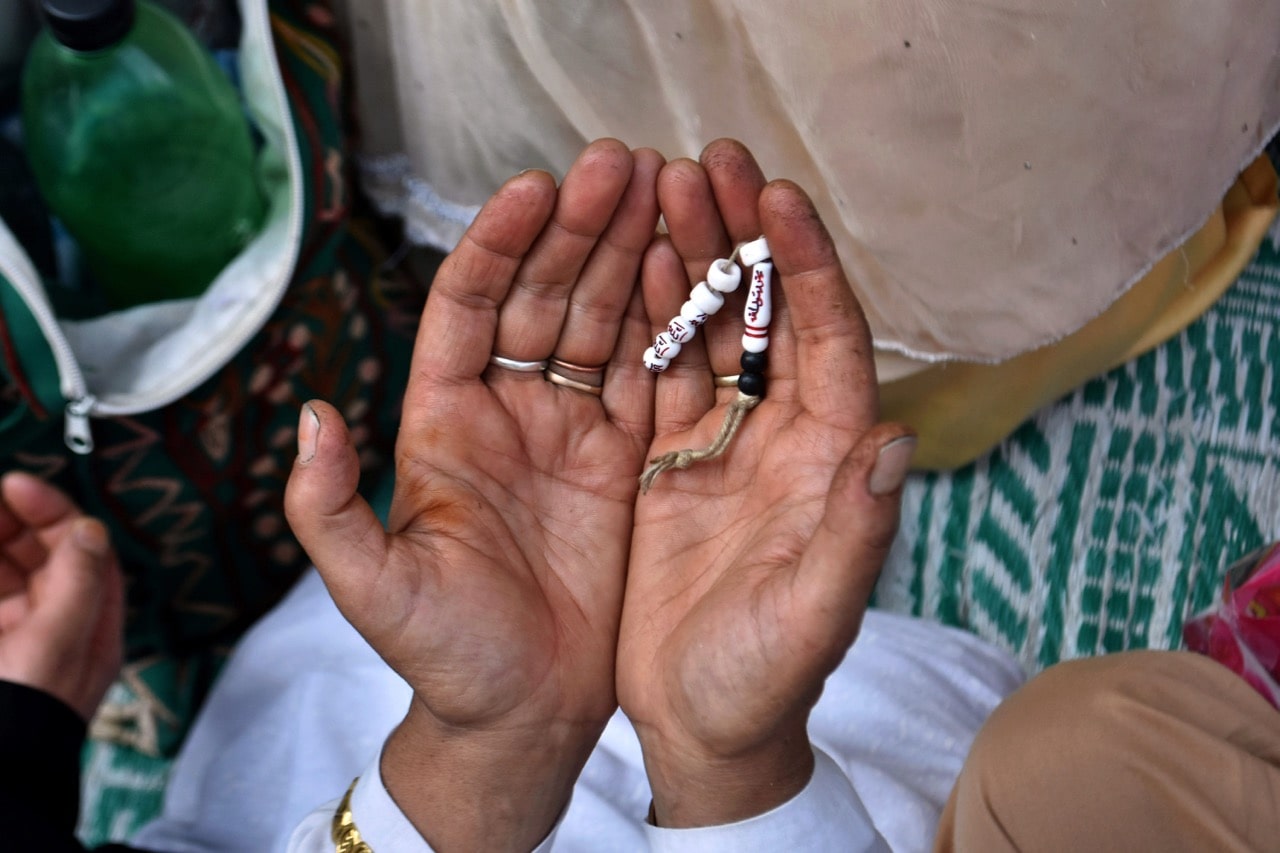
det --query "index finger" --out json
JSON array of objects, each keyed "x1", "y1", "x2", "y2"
[
  {"x1": 0, "y1": 472, "x2": 84, "y2": 580},
  {"x1": 409, "y1": 171, "x2": 558, "y2": 389}
]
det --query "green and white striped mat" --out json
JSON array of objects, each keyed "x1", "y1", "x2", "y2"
[{"x1": 875, "y1": 237, "x2": 1280, "y2": 674}]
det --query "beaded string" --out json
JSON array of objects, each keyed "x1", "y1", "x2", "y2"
[{"x1": 640, "y1": 237, "x2": 772, "y2": 492}]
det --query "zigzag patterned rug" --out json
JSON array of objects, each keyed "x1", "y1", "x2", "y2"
[
  {"x1": 875, "y1": 237, "x2": 1280, "y2": 674},
  {"x1": 79, "y1": 238, "x2": 1280, "y2": 843}
]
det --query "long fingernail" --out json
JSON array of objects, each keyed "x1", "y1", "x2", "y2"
[
  {"x1": 869, "y1": 436, "x2": 917, "y2": 496},
  {"x1": 298, "y1": 404, "x2": 319, "y2": 463},
  {"x1": 73, "y1": 518, "x2": 110, "y2": 558}
]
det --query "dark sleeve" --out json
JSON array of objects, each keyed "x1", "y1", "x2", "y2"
[{"x1": 0, "y1": 680, "x2": 145, "y2": 852}]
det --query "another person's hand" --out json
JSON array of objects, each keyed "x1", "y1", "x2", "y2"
[
  {"x1": 0, "y1": 472, "x2": 123, "y2": 721},
  {"x1": 286, "y1": 139, "x2": 662, "y2": 851},
  {"x1": 617, "y1": 140, "x2": 916, "y2": 827}
]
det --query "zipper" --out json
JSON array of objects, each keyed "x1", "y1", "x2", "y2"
[
  {"x1": 0, "y1": 234, "x2": 95, "y2": 452},
  {"x1": 64, "y1": 395, "x2": 95, "y2": 454},
  {"x1": 0, "y1": 0, "x2": 303, "y2": 455}
]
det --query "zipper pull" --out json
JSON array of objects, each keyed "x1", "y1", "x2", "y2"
[{"x1": 64, "y1": 396, "x2": 95, "y2": 455}]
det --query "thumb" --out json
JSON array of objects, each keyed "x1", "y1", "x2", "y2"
[
  {"x1": 284, "y1": 401, "x2": 387, "y2": 608},
  {"x1": 28, "y1": 517, "x2": 112, "y2": 656},
  {"x1": 794, "y1": 425, "x2": 916, "y2": 643}
]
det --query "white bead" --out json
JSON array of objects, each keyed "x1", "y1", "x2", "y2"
[
  {"x1": 738, "y1": 236, "x2": 771, "y2": 266},
  {"x1": 689, "y1": 281, "x2": 725, "y2": 315},
  {"x1": 680, "y1": 300, "x2": 708, "y2": 326},
  {"x1": 706, "y1": 258, "x2": 741, "y2": 293},
  {"x1": 652, "y1": 332, "x2": 681, "y2": 360},
  {"x1": 666, "y1": 316, "x2": 696, "y2": 343},
  {"x1": 742, "y1": 261, "x2": 773, "y2": 353},
  {"x1": 643, "y1": 346, "x2": 670, "y2": 372}
]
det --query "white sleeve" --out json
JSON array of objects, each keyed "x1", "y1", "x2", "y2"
[
  {"x1": 642, "y1": 748, "x2": 890, "y2": 853},
  {"x1": 286, "y1": 749, "x2": 563, "y2": 853}
]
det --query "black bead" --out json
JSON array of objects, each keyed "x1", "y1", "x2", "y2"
[
  {"x1": 740, "y1": 350, "x2": 768, "y2": 373},
  {"x1": 738, "y1": 371, "x2": 766, "y2": 397}
]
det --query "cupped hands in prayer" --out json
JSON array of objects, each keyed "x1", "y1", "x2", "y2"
[{"x1": 285, "y1": 138, "x2": 916, "y2": 851}]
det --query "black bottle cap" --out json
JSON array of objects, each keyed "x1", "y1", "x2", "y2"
[{"x1": 40, "y1": 0, "x2": 136, "y2": 52}]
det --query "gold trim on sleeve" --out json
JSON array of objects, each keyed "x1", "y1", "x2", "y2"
[{"x1": 332, "y1": 776, "x2": 373, "y2": 853}]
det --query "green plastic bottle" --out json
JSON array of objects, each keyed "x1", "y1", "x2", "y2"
[{"x1": 21, "y1": 0, "x2": 264, "y2": 311}]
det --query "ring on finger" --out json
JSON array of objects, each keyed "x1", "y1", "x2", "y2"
[
  {"x1": 713, "y1": 374, "x2": 740, "y2": 388},
  {"x1": 489, "y1": 354, "x2": 548, "y2": 373},
  {"x1": 545, "y1": 370, "x2": 604, "y2": 397},
  {"x1": 547, "y1": 357, "x2": 606, "y2": 389},
  {"x1": 550, "y1": 356, "x2": 607, "y2": 374}
]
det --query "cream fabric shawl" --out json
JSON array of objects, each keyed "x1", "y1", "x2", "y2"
[{"x1": 331, "y1": 0, "x2": 1280, "y2": 375}]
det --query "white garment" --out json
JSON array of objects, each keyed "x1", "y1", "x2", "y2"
[
  {"x1": 131, "y1": 570, "x2": 1025, "y2": 852},
  {"x1": 289, "y1": 746, "x2": 888, "y2": 853}
]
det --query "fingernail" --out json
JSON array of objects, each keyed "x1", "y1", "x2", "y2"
[
  {"x1": 869, "y1": 436, "x2": 917, "y2": 496},
  {"x1": 73, "y1": 518, "x2": 109, "y2": 558},
  {"x1": 298, "y1": 404, "x2": 319, "y2": 463}
]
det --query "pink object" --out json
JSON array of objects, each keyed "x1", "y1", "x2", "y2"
[{"x1": 1183, "y1": 543, "x2": 1280, "y2": 708}]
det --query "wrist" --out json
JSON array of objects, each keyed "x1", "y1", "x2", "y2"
[
  {"x1": 638, "y1": 720, "x2": 815, "y2": 828},
  {"x1": 380, "y1": 698, "x2": 605, "y2": 852}
]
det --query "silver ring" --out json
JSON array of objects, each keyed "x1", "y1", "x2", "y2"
[
  {"x1": 713, "y1": 374, "x2": 740, "y2": 388},
  {"x1": 545, "y1": 370, "x2": 604, "y2": 397},
  {"x1": 489, "y1": 354, "x2": 548, "y2": 373}
]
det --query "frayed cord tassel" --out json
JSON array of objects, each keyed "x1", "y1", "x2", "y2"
[{"x1": 639, "y1": 392, "x2": 762, "y2": 493}]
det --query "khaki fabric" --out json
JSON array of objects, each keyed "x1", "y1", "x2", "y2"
[{"x1": 935, "y1": 651, "x2": 1280, "y2": 853}]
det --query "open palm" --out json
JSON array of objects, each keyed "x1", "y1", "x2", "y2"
[
  {"x1": 287, "y1": 140, "x2": 661, "y2": 739},
  {"x1": 617, "y1": 141, "x2": 914, "y2": 824}
]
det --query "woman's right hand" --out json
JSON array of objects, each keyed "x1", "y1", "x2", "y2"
[{"x1": 285, "y1": 139, "x2": 662, "y2": 852}]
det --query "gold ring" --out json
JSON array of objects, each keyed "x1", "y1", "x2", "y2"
[
  {"x1": 546, "y1": 360, "x2": 605, "y2": 389},
  {"x1": 545, "y1": 370, "x2": 604, "y2": 396},
  {"x1": 549, "y1": 356, "x2": 608, "y2": 374},
  {"x1": 713, "y1": 374, "x2": 740, "y2": 388}
]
